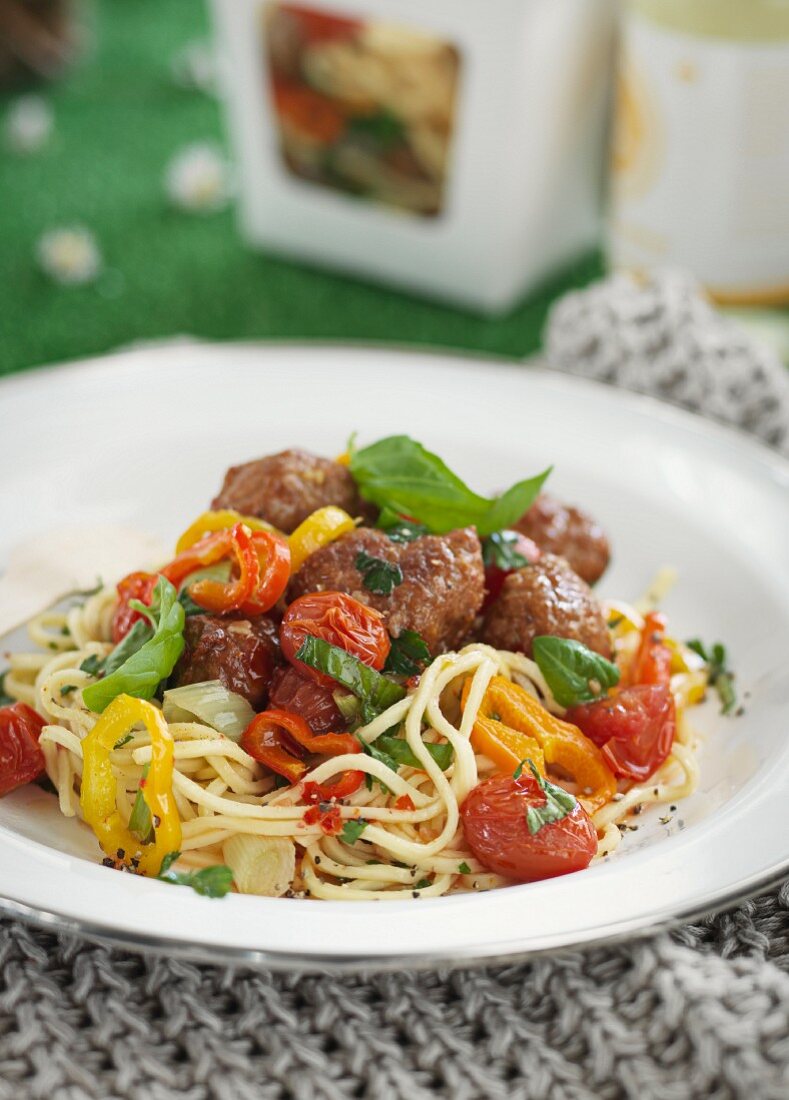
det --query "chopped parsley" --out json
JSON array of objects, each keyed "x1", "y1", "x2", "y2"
[
  {"x1": 79, "y1": 654, "x2": 105, "y2": 677},
  {"x1": 60, "y1": 684, "x2": 78, "y2": 697},
  {"x1": 340, "y1": 819, "x2": 369, "y2": 845},
  {"x1": 686, "y1": 639, "x2": 737, "y2": 714},
  {"x1": 482, "y1": 530, "x2": 529, "y2": 572},
  {"x1": 414, "y1": 877, "x2": 432, "y2": 891},
  {"x1": 355, "y1": 550, "x2": 403, "y2": 596},
  {"x1": 384, "y1": 629, "x2": 431, "y2": 677},
  {"x1": 380, "y1": 514, "x2": 429, "y2": 544},
  {"x1": 458, "y1": 861, "x2": 471, "y2": 875},
  {"x1": 113, "y1": 732, "x2": 134, "y2": 750},
  {"x1": 157, "y1": 851, "x2": 234, "y2": 898}
]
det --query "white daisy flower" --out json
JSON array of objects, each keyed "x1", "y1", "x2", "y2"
[
  {"x1": 165, "y1": 142, "x2": 232, "y2": 214},
  {"x1": 37, "y1": 226, "x2": 102, "y2": 286},
  {"x1": 5, "y1": 96, "x2": 53, "y2": 154}
]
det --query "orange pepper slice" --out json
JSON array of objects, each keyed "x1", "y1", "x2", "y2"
[
  {"x1": 463, "y1": 676, "x2": 616, "y2": 813},
  {"x1": 462, "y1": 679, "x2": 545, "y2": 776}
]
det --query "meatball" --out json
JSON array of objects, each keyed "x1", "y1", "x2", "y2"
[
  {"x1": 480, "y1": 554, "x2": 611, "y2": 659},
  {"x1": 171, "y1": 614, "x2": 280, "y2": 709},
  {"x1": 288, "y1": 527, "x2": 485, "y2": 654},
  {"x1": 513, "y1": 494, "x2": 610, "y2": 584},
  {"x1": 211, "y1": 449, "x2": 364, "y2": 533},
  {"x1": 268, "y1": 665, "x2": 344, "y2": 734}
]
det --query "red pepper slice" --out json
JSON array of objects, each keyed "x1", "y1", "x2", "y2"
[
  {"x1": 302, "y1": 770, "x2": 364, "y2": 803},
  {"x1": 238, "y1": 531, "x2": 291, "y2": 616},
  {"x1": 240, "y1": 709, "x2": 360, "y2": 784},
  {"x1": 185, "y1": 524, "x2": 261, "y2": 614},
  {"x1": 630, "y1": 612, "x2": 672, "y2": 687},
  {"x1": 112, "y1": 571, "x2": 158, "y2": 643}
]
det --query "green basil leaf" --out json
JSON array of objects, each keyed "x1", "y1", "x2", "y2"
[
  {"x1": 458, "y1": 861, "x2": 471, "y2": 874},
  {"x1": 83, "y1": 577, "x2": 185, "y2": 713},
  {"x1": 79, "y1": 654, "x2": 105, "y2": 677},
  {"x1": 295, "y1": 635, "x2": 405, "y2": 723},
  {"x1": 349, "y1": 434, "x2": 551, "y2": 537},
  {"x1": 128, "y1": 763, "x2": 153, "y2": 843},
  {"x1": 482, "y1": 530, "x2": 529, "y2": 571},
  {"x1": 376, "y1": 734, "x2": 453, "y2": 771},
  {"x1": 383, "y1": 630, "x2": 432, "y2": 677},
  {"x1": 523, "y1": 760, "x2": 577, "y2": 836},
  {"x1": 532, "y1": 636, "x2": 620, "y2": 708},
  {"x1": 103, "y1": 619, "x2": 154, "y2": 677},
  {"x1": 157, "y1": 852, "x2": 233, "y2": 898},
  {"x1": 340, "y1": 819, "x2": 369, "y2": 845},
  {"x1": 380, "y1": 515, "x2": 430, "y2": 544},
  {"x1": 355, "y1": 550, "x2": 403, "y2": 596}
]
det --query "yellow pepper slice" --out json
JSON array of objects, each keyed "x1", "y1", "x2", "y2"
[
  {"x1": 80, "y1": 694, "x2": 181, "y2": 875},
  {"x1": 288, "y1": 506, "x2": 357, "y2": 572},
  {"x1": 464, "y1": 676, "x2": 616, "y2": 813},
  {"x1": 175, "y1": 510, "x2": 279, "y2": 554}
]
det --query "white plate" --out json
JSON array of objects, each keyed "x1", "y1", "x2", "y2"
[{"x1": 1, "y1": 342, "x2": 788, "y2": 971}]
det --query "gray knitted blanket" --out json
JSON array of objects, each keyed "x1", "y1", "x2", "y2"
[{"x1": 2, "y1": 273, "x2": 788, "y2": 1099}]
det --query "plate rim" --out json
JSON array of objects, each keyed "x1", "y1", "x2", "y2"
[{"x1": 1, "y1": 339, "x2": 788, "y2": 971}]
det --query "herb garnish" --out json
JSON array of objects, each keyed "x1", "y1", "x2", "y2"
[
  {"x1": 113, "y1": 732, "x2": 134, "y2": 750},
  {"x1": 380, "y1": 515, "x2": 429, "y2": 544},
  {"x1": 79, "y1": 654, "x2": 105, "y2": 677},
  {"x1": 349, "y1": 434, "x2": 551, "y2": 537},
  {"x1": 522, "y1": 760, "x2": 577, "y2": 836},
  {"x1": 295, "y1": 635, "x2": 405, "y2": 724},
  {"x1": 375, "y1": 733, "x2": 453, "y2": 772},
  {"x1": 82, "y1": 577, "x2": 185, "y2": 714},
  {"x1": 458, "y1": 861, "x2": 471, "y2": 875},
  {"x1": 532, "y1": 636, "x2": 620, "y2": 708},
  {"x1": 384, "y1": 630, "x2": 431, "y2": 677},
  {"x1": 482, "y1": 530, "x2": 529, "y2": 572},
  {"x1": 686, "y1": 639, "x2": 737, "y2": 714},
  {"x1": 60, "y1": 684, "x2": 77, "y2": 696},
  {"x1": 157, "y1": 851, "x2": 234, "y2": 898},
  {"x1": 340, "y1": 819, "x2": 369, "y2": 845},
  {"x1": 355, "y1": 550, "x2": 403, "y2": 596}
]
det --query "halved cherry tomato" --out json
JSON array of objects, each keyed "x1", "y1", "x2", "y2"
[
  {"x1": 112, "y1": 571, "x2": 158, "y2": 643},
  {"x1": 280, "y1": 591, "x2": 390, "y2": 687},
  {"x1": 482, "y1": 531, "x2": 541, "y2": 610},
  {"x1": 302, "y1": 770, "x2": 364, "y2": 803},
  {"x1": 567, "y1": 685, "x2": 676, "y2": 783},
  {"x1": 268, "y1": 665, "x2": 345, "y2": 734},
  {"x1": 240, "y1": 708, "x2": 359, "y2": 784},
  {"x1": 629, "y1": 612, "x2": 672, "y2": 687},
  {"x1": 0, "y1": 703, "x2": 46, "y2": 796},
  {"x1": 461, "y1": 772, "x2": 597, "y2": 882},
  {"x1": 237, "y1": 531, "x2": 291, "y2": 615}
]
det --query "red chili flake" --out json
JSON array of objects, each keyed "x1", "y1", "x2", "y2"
[
  {"x1": 302, "y1": 803, "x2": 342, "y2": 835},
  {"x1": 394, "y1": 794, "x2": 415, "y2": 811}
]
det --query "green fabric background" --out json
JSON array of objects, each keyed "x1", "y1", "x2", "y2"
[{"x1": 0, "y1": 0, "x2": 603, "y2": 378}]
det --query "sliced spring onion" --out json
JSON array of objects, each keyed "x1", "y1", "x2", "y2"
[
  {"x1": 222, "y1": 835, "x2": 295, "y2": 897},
  {"x1": 162, "y1": 680, "x2": 255, "y2": 741}
]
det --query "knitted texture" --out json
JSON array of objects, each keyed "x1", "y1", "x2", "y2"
[
  {"x1": 2, "y1": 280, "x2": 789, "y2": 1097},
  {"x1": 545, "y1": 270, "x2": 789, "y2": 455}
]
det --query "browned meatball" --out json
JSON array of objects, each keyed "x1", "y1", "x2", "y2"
[
  {"x1": 513, "y1": 494, "x2": 610, "y2": 584},
  {"x1": 211, "y1": 449, "x2": 364, "y2": 533},
  {"x1": 480, "y1": 554, "x2": 611, "y2": 659},
  {"x1": 289, "y1": 527, "x2": 485, "y2": 654},
  {"x1": 268, "y1": 665, "x2": 344, "y2": 734},
  {"x1": 171, "y1": 614, "x2": 280, "y2": 709}
]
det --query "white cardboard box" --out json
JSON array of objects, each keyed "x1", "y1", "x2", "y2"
[{"x1": 211, "y1": 0, "x2": 616, "y2": 314}]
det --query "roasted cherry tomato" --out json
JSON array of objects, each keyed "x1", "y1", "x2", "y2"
[
  {"x1": 461, "y1": 772, "x2": 597, "y2": 882},
  {"x1": 482, "y1": 531, "x2": 541, "y2": 610},
  {"x1": 280, "y1": 591, "x2": 390, "y2": 687},
  {"x1": 112, "y1": 571, "x2": 158, "y2": 643},
  {"x1": 0, "y1": 703, "x2": 46, "y2": 796},
  {"x1": 566, "y1": 684, "x2": 676, "y2": 783},
  {"x1": 268, "y1": 665, "x2": 345, "y2": 734},
  {"x1": 237, "y1": 531, "x2": 291, "y2": 616},
  {"x1": 629, "y1": 612, "x2": 672, "y2": 687}
]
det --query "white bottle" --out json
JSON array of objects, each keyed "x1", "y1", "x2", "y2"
[{"x1": 608, "y1": 0, "x2": 789, "y2": 306}]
